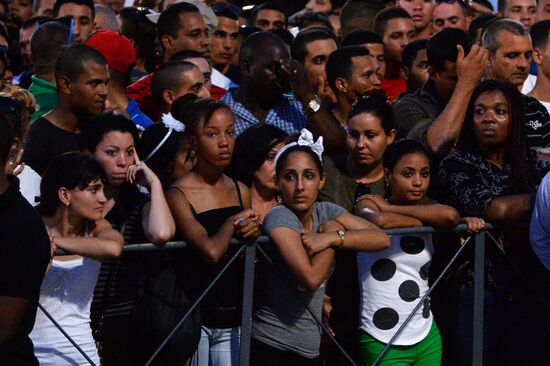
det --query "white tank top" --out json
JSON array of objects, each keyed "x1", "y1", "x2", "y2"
[
  {"x1": 357, "y1": 233, "x2": 434, "y2": 346},
  {"x1": 30, "y1": 228, "x2": 102, "y2": 365}
]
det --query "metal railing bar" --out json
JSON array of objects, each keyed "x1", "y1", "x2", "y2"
[
  {"x1": 256, "y1": 244, "x2": 359, "y2": 366},
  {"x1": 472, "y1": 232, "x2": 485, "y2": 366},
  {"x1": 371, "y1": 235, "x2": 474, "y2": 366},
  {"x1": 144, "y1": 245, "x2": 246, "y2": 366},
  {"x1": 37, "y1": 303, "x2": 97, "y2": 366},
  {"x1": 239, "y1": 242, "x2": 257, "y2": 366}
]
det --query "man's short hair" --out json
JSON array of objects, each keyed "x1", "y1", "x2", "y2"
[
  {"x1": 342, "y1": 30, "x2": 383, "y2": 47},
  {"x1": 436, "y1": 0, "x2": 469, "y2": 16},
  {"x1": 53, "y1": 0, "x2": 95, "y2": 19},
  {"x1": 531, "y1": 20, "x2": 550, "y2": 50},
  {"x1": 427, "y1": 28, "x2": 469, "y2": 72},
  {"x1": 151, "y1": 61, "x2": 199, "y2": 104},
  {"x1": 31, "y1": 21, "x2": 70, "y2": 75},
  {"x1": 55, "y1": 44, "x2": 106, "y2": 84},
  {"x1": 251, "y1": 2, "x2": 288, "y2": 26},
  {"x1": 482, "y1": 18, "x2": 529, "y2": 55},
  {"x1": 402, "y1": 38, "x2": 428, "y2": 69},
  {"x1": 468, "y1": 13, "x2": 497, "y2": 44},
  {"x1": 213, "y1": 6, "x2": 239, "y2": 21},
  {"x1": 374, "y1": 7, "x2": 413, "y2": 37},
  {"x1": 157, "y1": 2, "x2": 200, "y2": 40},
  {"x1": 340, "y1": 0, "x2": 385, "y2": 37},
  {"x1": 239, "y1": 31, "x2": 286, "y2": 64},
  {"x1": 21, "y1": 16, "x2": 50, "y2": 29},
  {"x1": 170, "y1": 49, "x2": 205, "y2": 62},
  {"x1": 291, "y1": 27, "x2": 338, "y2": 64},
  {"x1": 0, "y1": 114, "x2": 13, "y2": 165},
  {"x1": 292, "y1": 11, "x2": 333, "y2": 31},
  {"x1": 326, "y1": 46, "x2": 371, "y2": 92},
  {"x1": 94, "y1": 4, "x2": 118, "y2": 31}
]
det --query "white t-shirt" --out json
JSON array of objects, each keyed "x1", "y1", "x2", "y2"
[
  {"x1": 522, "y1": 74, "x2": 537, "y2": 95},
  {"x1": 357, "y1": 233, "x2": 433, "y2": 345}
]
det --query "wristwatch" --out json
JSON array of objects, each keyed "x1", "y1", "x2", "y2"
[
  {"x1": 336, "y1": 230, "x2": 345, "y2": 248},
  {"x1": 303, "y1": 95, "x2": 321, "y2": 117}
]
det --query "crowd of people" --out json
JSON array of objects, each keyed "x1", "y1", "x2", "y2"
[{"x1": 0, "y1": 0, "x2": 550, "y2": 365}]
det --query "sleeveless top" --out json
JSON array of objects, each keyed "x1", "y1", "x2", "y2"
[
  {"x1": 31, "y1": 225, "x2": 102, "y2": 365},
  {"x1": 170, "y1": 179, "x2": 244, "y2": 329},
  {"x1": 357, "y1": 233, "x2": 434, "y2": 346}
]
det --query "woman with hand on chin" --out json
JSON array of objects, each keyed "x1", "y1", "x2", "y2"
[
  {"x1": 30, "y1": 152, "x2": 124, "y2": 366},
  {"x1": 80, "y1": 112, "x2": 175, "y2": 364},
  {"x1": 250, "y1": 129, "x2": 390, "y2": 366}
]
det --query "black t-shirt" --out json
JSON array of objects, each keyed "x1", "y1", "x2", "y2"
[
  {"x1": 0, "y1": 177, "x2": 50, "y2": 365},
  {"x1": 22, "y1": 117, "x2": 80, "y2": 176}
]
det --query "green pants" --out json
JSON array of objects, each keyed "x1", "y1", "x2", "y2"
[{"x1": 358, "y1": 321, "x2": 442, "y2": 366}]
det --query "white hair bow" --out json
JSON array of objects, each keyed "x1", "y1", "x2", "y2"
[
  {"x1": 161, "y1": 113, "x2": 186, "y2": 132},
  {"x1": 143, "y1": 113, "x2": 186, "y2": 163},
  {"x1": 274, "y1": 129, "x2": 324, "y2": 169}
]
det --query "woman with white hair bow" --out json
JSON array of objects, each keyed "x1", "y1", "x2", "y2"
[{"x1": 250, "y1": 128, "x2": 390, "y2": 366}]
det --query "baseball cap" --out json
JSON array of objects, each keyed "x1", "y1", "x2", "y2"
[{"x1": 85, "y1": 29, "x2": 136, "y2": 74}]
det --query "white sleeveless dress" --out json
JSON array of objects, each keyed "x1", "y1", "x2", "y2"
[{"x1": 30, "y1": 228, "x2": 102, "y2": 365}]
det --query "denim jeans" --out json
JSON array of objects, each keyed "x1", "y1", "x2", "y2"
[{"x1": 188, "y1": 326, "x2": 240, "y2": 366}]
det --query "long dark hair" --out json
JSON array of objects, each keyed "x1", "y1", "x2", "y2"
[
  {"x1": 456, "y1": 79, "x2": 532, "y2": 194},
  {"x1": 38, "y1": 152, "x2": 107, "y2": 216},
  {"x1": 226, "y1": 124, "x2": 287, "y2": 186}
]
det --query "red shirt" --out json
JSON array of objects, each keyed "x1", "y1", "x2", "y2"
[{"x1": 381, "y1": 78, "x2": 406, "y2": 102}]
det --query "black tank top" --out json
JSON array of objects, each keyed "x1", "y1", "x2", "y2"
[{"x1": 171, "y1": 179, "x2": 244, "y2": 329}]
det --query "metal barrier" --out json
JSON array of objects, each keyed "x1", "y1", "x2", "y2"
[{"x1": 41, "y1": 224, "x2": 547, "y2": 366}]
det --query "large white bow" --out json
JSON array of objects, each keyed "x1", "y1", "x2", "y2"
[
  {"x1": 161, "y1": 113, "x2": 186, "y2": 132},
  {"x1": 274, "y1": 129, "x2": 324, "y2": 169}
]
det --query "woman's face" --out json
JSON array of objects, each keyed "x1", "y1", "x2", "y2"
[
  {"x1": 347, "y1": 112, "x2": 395, "y2": 169},
  {"x1": 276, "y1": 150, "x2": 325, "y2": 214},
  {"x1": 252, "y1": 142, "x2": 284, "y2": 192},
  {"x1": 473, "y1": 90, "x2": 511, "y2": 149},
  {"x1": 65, "y1": 179, "x2": 107, "y2": 221},
  {"x1": 193, "y1": 108, "x2": 236, "y2": 169},
  {"x1": 385, "y1": 152, "x2": 430, "y2": 204},
  {"x1": 92, "y1": 131, "x2": 135, "y2": 186}
]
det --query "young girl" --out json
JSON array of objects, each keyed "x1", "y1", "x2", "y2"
[
  {"x1": 166, "y1": 94, "x2": 261, "y2": 366},
  {"x1": 30, "y1": 152, "x2": 124, "y2": 365},
  {"x1": 355, "y1": 139, "x2": 484, "y2": 366},
  {"x1": 251, "y1": 129, "x2": 390, "y2": 366}
]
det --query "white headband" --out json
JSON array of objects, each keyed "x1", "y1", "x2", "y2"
[
  {"x1": 274, "y1": 129, "x2": 324, "y2": 170},
  {"x1": 143, "y1": 113, "x2": 186, "y2": 163}
]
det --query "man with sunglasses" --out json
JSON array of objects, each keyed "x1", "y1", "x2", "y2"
[{"x1": 432, "y1": 0, "x2": 470, "y2": 33}]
